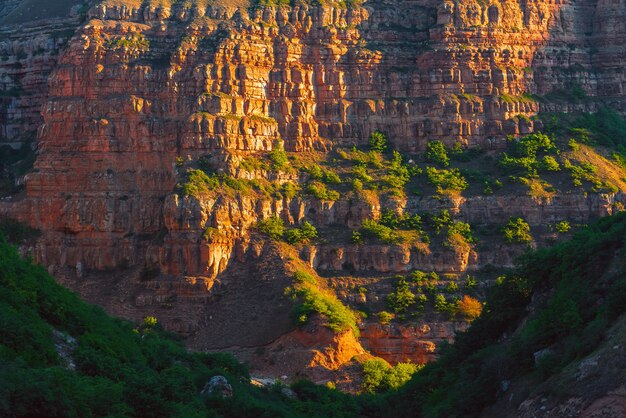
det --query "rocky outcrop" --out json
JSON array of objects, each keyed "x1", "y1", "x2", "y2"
[{"x1": 360, "y1": 321, "x2": 469, "y2": 364}]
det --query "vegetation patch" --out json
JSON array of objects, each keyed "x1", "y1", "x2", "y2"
[
  {"x1": 502, "y1": 217, "x2": 532, "y2": 244},
  {"x1": 285, "y1": 270, "x2": 360, "y2": 336},
  {"x1": 361, "y1": 358, "x2": 421, "y2": 393}
]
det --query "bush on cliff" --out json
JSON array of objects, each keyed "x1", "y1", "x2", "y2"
[
  {"x1": 425, "y1": 140, "x2": 450, "y2": 167},
  {"x1": 285, "y1": 270, "x2": 360, "y2": 336},
  {"x1": 256, "y1": 215, "x2": 285, "y2": 240},
  {"x1": 368, "y1": 131, "x2": 388, "y2": 153},
  {"x1": 285, "y1": 221, "x2": 318, "y2": 244},
  {"x1": 502, "y1": 217, "x2": 532, "y2": 244},
  {"x1": 361, "y1": 358, "x2": 421, "y2": 393}
]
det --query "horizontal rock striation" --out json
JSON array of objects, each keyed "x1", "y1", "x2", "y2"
[{"x1": 0, "y1": 0, "x2": 625, "y2": 375}]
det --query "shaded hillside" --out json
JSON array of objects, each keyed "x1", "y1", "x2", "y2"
[
  {"x1": 0, "y1": 233, "x2": 360, "y2": 417},
  {"x1": 1, "y1": 212, "x2": 625, "y2": 417},
  {"x1": 383, "y1": 211, "x2": 626, "y2": 417}
]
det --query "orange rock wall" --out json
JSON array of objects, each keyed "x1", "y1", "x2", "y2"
[{"x1": 1, "y1": 0, "x2": 625, "y2": 371}]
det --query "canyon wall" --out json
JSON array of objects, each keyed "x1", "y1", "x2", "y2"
[{"x1": 1, "y1": 0, "x2": 625, "y2": 376}]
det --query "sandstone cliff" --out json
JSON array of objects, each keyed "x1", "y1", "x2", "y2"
[{"x1": 1, "y1": 0, "x2": 625, "y2": 382}]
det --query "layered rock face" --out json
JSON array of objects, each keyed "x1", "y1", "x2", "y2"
[
  {"x1": 18, "y1": 0, "x2": 626, "y2": 275},
  {"x1": 1, "y1": 0, "x2": 626, "y2": 376}
]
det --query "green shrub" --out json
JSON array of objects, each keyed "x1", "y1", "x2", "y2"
[
  {"x1": 257, "y1": 0, "x2": 290, "y2": 5},
  {"x1": 512, "y1": 133, "x2": 557, "y2": 158},
  {"x1": 502, "y1": 217, "x2": 532, "y2": 243},
  {"x1": 240, "y1": 156, "x2": 267, "y2": 171},
  {"x1": 433, "y1": 293, "x2": 457, "y2": 317},
  {"x1": 282, "y1": 182, "x2": 300, "y2": 199},
  {"x1": 352, "y1": 166, "x2": 373, "y2": 182},
  {"x1": 445, "y1": 282, "x2": 459, "y2": 293},
  {"x1": 256, "y1": 216, "x2": 285, "y2": 240},
  {"x1": 448, "y1": 221, "x2": 476, "y2": 244},
  {"x1": 425, "y1": 140, "x2": 450, "y2": 167},
  {"x1": 323, "y1": 169, "x2": 342, "y2": 185},
  {"x1": 498, "y1": 133, "x2": 558, "y2": 176},
  {"x1": 368, "y1": 131, "x2": 388, "y2": 152},
  {"x1": 386, "y1": 277, "x2": 416, "y2": 314},
  {"x1": 380, "y1": 209, "x2": 424, "y2": 233},
  {"x1": 426, "y1": 167, "x2": 468, "y2": 193},
  {"x1": 107, "y1": 34, "x2": 150, "y2": 51},
  {"x1": 377, "y1": 311, "x2": 394, "y2": 325},
  {"x1": 361, "y1": 359, "x2": 420, "y2": 393},
  {"x1": 555, "y1": 220, "x2": 571, "y2": 233},
  {"x1": 307, "y1": 164, "x2": 324, "y2": 180},
  {"x1": 285, "y1": 221, "x2": 318, "y2": 244},
  {"x1": 307, "y1": 182, "x2": 340, "y2": 201},
  {"x1": 568, "y1": 139, "x2": 580, "y2": 151},
  {"x1": 384, "y1": 362, "x2": 421, "y2": 390},
  {"x1": 429, "y1": 210, "x2": 452, "y2": 233},
  {"x1": 360, "y1": 219, "x2": 401, "y2": 244},
  {"x1": 269, "y1": 140, "x2": 289, "y2": 170},
  {"x1": 542, "y1": 155, "x2": 560, "y2": 171},
  {"x1": 179, "y1": 169, "x2": 219, "y2": 196}
]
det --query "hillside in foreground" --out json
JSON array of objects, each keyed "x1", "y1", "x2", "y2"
[{"x1": 2, "y1": 212, "x2": 624, "y2": 417}]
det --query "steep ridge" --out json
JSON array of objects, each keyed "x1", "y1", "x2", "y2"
[{"x1": 0, "y1": 0, "x2": 625, "y2": 381}]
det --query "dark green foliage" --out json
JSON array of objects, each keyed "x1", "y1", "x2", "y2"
[
  {"x1": 542, "y1": 108, "x2": 626, "y2": 151},
  {"x1": 0, "y1": 235, "x2": 375, "y2": 417},
  {"x1": 0, "y1": 235, "x2": 287, "y2": 417},
  {"x1": 429, "y1": 210, "x2": 452, "y2": 233},
  {"x1": 0, "y1": 218, "x2": 40, "y2": 244},
  {"x1": 498, "y1": 133, "x2": 558, "y2": 177},
  {"x1": 379, "y1": 209, "x2": 425, "y2": 234}
]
